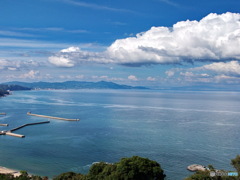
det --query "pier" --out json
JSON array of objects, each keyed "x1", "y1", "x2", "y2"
[
  {"x1": 0, "y1": 113, "x2": 6, "y2": 115},
  {"x1": 0, "y1": 124, "x2": 8, "y2": 126},
  {"x1": 0, "y1": 121, "x2": 50, "y2": 138},
  {"x1": 5, "y1": 132, "x2": 25, "y2": 138},
  {"x1": 9, "y1": 121, "x2": 50, "y2": 132},
  {"x1": 27, "y1": 112, "x2": 80, "y2": 121}
]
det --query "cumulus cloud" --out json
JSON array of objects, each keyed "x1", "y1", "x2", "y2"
[
  {"x1": 6, "y1": 70, "x2": 40, "y2": 80},
  {"x1": 60, "y1": 46, "x2": 81, "y2": 53},
  {"x1": 48, "y1": 56, "x2": 75, "y2": 67},
  {"x1": 48, "y1": 46, "x2": 112, "y2": 67},
  {"x1": 167, "y1": 61, "x2": 240, "y2": 84},
  {"x1": 196, "y1": 61, "x2": 240, "y2": 76},
  {"x1": 21, "y1": 70, "x2": 40, "y2": 79},
  {"x1": 0, "y1": 59, "x2": 40, "y2": 70},
  {"x1": 165, "y1": 70, "x2": 175, "y2": 77},
  {"x1": 128, "y1": 75, "x2": 138, "y2": 81},
  {"x1": 49, "y1": 12, "x2": 240, "y2": 67},
  {"x1": 147, "y1": 76, "x2": 156, "y2": 81}
]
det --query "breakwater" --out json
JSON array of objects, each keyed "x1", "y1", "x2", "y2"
[
  {"x1": 0, "y1": 121, "x2": 50, "y2": 138},
  {"x1": 27, "y1": 112, "x2": 80, "y2": 121}
]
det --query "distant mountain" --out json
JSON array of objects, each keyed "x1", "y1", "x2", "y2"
[
  {"x1": 0, "y1": 84, "x2": 31, "y2": 97},
  {"x1": 5, "y1": 81, "x2": 148, "y2": 90}
]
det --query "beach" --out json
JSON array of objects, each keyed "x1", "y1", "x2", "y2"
[{"x1": 0, "y1": 166, "x2": 21, "y2": 177}]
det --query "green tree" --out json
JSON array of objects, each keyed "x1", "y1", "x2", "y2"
[
  {"x1": 0, "y1": 174, "x2": 14, "y2": 180},
  {"x1": 54, "y1": 156, "x2": 165, "y2": 180},
  {"x1": 53, "y1": 172, "x2": 84, "y2": 180},
  {"x1": 231, "y1": 155, "x2": 240, "y2": 174},
  {"x1": 185, "y1": 155, "x2": 240, "y2": 180},
  {"x1": 85, "y1": 156, "x2": 166, "y2": 180}
]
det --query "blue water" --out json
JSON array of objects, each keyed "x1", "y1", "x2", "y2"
[{"x1": 0, "y1": 90, "x2": 239, "y2": 179}]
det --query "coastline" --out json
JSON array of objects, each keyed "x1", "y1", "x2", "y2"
[{"x1": 0, "y1": 166, "x2": 21, "y2": 177}]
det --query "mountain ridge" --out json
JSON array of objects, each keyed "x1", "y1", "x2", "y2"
[{"x1": 4, "y1": 81, "x2": 148, "y2": 90}]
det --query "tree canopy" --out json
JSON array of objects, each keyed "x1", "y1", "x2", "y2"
[{"x1": 53, "y1": 156, "x2": 166, "y2": 180}]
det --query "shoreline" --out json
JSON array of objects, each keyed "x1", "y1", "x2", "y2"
[{"x1": 0, "y1": 166, "x2": 21, "y2": 177}]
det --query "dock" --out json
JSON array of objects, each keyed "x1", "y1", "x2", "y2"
[
  {"x1": 5, "y1": 132, "x2": 25, "y2": 138},
  {"x1": 0, "y1": 121, "x2": 50, "y2": 138},
  {"x1": 0, "y1": 113, "x2": 6, "y2": 115},
  {"x1": 27, "y1": 112, "x2": 80, "y2": 121},
  {"x1": 0, "y1": 124, "x2": 8, "y2": 126},
  {"x1": 9, "y1": 121, "x2": 50, "y2": 132}
]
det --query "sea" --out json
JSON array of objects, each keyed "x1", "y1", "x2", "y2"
[{"x1": 0, "y1": 89, "x2": 239, "y2": 180}]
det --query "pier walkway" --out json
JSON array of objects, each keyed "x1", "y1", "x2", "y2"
[
  {"x1": 0, "y1": 121, "x2": 50, "y2": 138},
  {"x1": 10, "y1": 121, "x2": 50, "y2": 132}
]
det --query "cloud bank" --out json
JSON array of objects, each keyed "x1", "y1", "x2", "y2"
[
  {"x1": 197, "y1": 61, "x2": 240, "y2": 76},
  {"x1": 49, "y1": 12, "x2": 240, "y2": 67},
  {"x1": 0, "y1": 59, "x2": 40, "y2": 71}
]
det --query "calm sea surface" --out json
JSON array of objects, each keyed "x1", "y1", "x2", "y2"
[{"x1": 0, "y1": 90, "x2": 240, "y2": 179}]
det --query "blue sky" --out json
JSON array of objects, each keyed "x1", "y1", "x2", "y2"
[{"x1": 0, "y1": 0, "x2": 240, "y2": 88}]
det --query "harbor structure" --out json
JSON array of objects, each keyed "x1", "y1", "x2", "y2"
[{"x1": 27, "y1": 112, "x2": 80, "y2": 121}]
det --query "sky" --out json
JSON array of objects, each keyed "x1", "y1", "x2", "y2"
[{"x1": 0, "y1": 0, "x2": 240, "y2": 89}]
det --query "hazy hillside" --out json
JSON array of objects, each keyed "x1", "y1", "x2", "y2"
[
  {"x1": 0, "y1": 84, "x2": 31, "y2": 97},
  {"x1": 5, "y1": 81, "x2": 148, "y2": 90}
]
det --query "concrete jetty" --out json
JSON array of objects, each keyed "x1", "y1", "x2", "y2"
[
  {"x1": 0, "y1": 124, "x2": 8, "y2": 126},
  {"x1": 0, "y1": 113, "x2": 6, "y2": 115},
  {"x1": 27, "y1": 112, "x2": 80, "y2": 121},
  {"x1": 5, "y1": 132, "x2": 25, "y2": 138},
  {"x1": 0, "y1": 121, "x2": 50, "y2": 138}
]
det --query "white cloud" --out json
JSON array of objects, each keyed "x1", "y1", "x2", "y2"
[
  {"x1": 108, "y1": 12, "x2": 240, "y2": 65},
  {"x1": 0, "y1": 59, "x2": 40, "y2": 70},
  {"x1": 213, "y1": 74, "x2": 240, "y2": 84},
  {"x1": 20, "y1": 70, "x2": 40, "y2": 79},
  {"x1": 48, "y1": 56, "x2": 75, "y2": 67},
  {"x1": 147, "y1": 76, "x2": 156, "y2": 81},
  {"x1": 197, "y1": 61, "x2": 240, "y2": 75},
  {"x1": 165, "y1": 70, "x2": 175, "y2": 77},
  {"x1": 49, "y1": 12, "x2": 240, "y2": 67},
  {"x1": 128, "y1": 75, "x2": 138, "y2": 81},
  {"x1": 60, "y1": 46, "x2": 81, "y2": 53},
  {"x1": 180, "y1": 72, "x2": 194, "y2": 77},
  {"x1": 75, "y1": 75, "x2": 85, "y2": 79}
]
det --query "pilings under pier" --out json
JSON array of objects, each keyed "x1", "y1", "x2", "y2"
[
  {"x1": 27, "y1": 112, "x2": 80, "y2": 121},
  {"x1": 10, "y1": 121, "x2": 50, "y2": 132}
]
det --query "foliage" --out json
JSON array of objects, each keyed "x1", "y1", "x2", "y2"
[
  {"x1": 0, "y1": 174, "x2": 14, "y2": 180},
  {"x1": 53, "y1": 156, "x2": 165, "y2": 180},
  {"x1": 185, "y1": 155, "x2": 240, "y2": 180},
  {"x1": 0, "y1": 172, "x2": 48, "y2": 180},
  {"x1": 3, "y1": 155, "x2": 239, "y2": 180},
  {"x1": 53, "y1": 172, "x2": 84, "y2": 180},
  {"x1": 0, "y1": 84, "x2": 31, "y2": 97},
  {"x1": 231, "y1": 155, "x2": 240, "y2": 174}
]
